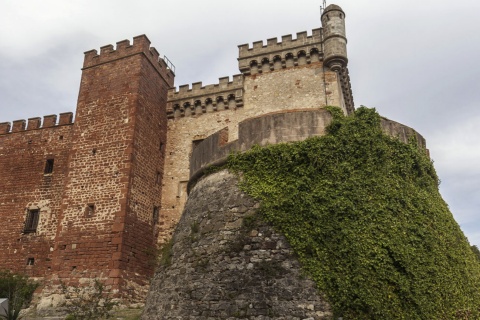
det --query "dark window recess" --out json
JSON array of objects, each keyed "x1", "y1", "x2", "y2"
[
  {"x1": 192, "y1": 139, "x2": 204, "y2": 151},
  {"x1": 159, "y1": 142, "x2": 164, "y2": 152},
  {"x1": 156, "y1": 171, "x2": 161, "y2": 184},
  {"x1": 153, "y1": 206, "x2": 160, "y2": 225},
  {"x1": 85, "y1": 204, "x2": 95, "y2": 217},
  {"x1": 24, "y1": 209, "x2": 40, "y2": 233},
  {"x1": 44, "y1": 159, "x2": 54, "y2": 174},
  {"x1": 26, "y1": 258, "x2": 35, "y2": 266}
]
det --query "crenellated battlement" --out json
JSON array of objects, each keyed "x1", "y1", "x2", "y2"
[
  {"x1": 238, "y1": 29, "x2": 323, "y2": 75},
  {"x1": 167, "y1": 75, "x2": 244, "y2": 119},
  {"x1": 0, "y1": 112, "x2": 73, "y2": 135},
  {"x1": 83, "y1": 35, "x2": 174, "y2": 82}
]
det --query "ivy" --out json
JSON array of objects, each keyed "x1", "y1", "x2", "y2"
[{"x1": 227, "y1": 107, "x2": 480, "y2": 319}]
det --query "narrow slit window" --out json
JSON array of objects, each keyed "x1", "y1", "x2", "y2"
[
  {"x1": 85, "y1": 204, "x2": 95, "y2": 217},
  {"x1": 24, "y1": 209, "x2": 40, "y2": 233},
  {"x1": 44, "y1": 159, "x2": 54, "y2": 174},
  {"x1": 153, "y1": 206, "x2": 159, "y2": 226},
  {"x1": 156, "y1": 171, "x2": 161, "y2": 185}
]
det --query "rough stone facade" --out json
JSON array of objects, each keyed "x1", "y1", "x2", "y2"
[
  {"x1": 0, "y1": 3, "x2": 425, "y2": 309},
  {"x1": 143, "y1": 170, "x2": 333, "y2": 319}
]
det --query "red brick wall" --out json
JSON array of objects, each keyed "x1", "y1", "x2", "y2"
[
  {"x1": 48, "y1": 35, "x2": 173, "y2": 298},
  {"x1": 0, "y1": 121, "x2": 73, "y2": 278},
  {"x1": 121, "y1": 54, "x2": 173, "y2": 298}
]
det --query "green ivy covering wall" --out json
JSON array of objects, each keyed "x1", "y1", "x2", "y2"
[{"x1": 227, "y1": 107, "x2": 480, "y2": 319}]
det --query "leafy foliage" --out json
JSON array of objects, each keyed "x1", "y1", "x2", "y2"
[
  {"x1": 471, "y1": 245, "x2": 480, "y2": 262},
  {"x1": 158, "y1": 239, "x2": 174, "y2": 267},
  {"x1": 227, "y1": 107, "x2": 480, "y2": 319},
  {"x1": 0, "y1": 270, "x2": 38, "y2": 320},
  {"x1": 61, "y1": 279, "x2": 116, "y2": 320}
]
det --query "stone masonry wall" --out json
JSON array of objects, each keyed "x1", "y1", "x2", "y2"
[
  {"x1": 159, "y1": 61, "x2": 343, "y2": 244},
  {"x1": 0, "y1": 118, "x2": 73, "y2": 278},
  {"x1": 143, "y1": 170, "x2": 332, "y2": 319},
  {"x1": 189, "y1": 108, "x2": 333, "y2": 181}
]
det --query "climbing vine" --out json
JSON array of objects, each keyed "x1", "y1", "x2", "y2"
[{"x1": 227, "y1": 107, "x2": 480, "y2": 319}]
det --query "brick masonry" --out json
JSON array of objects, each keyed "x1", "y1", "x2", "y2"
[{"x1": 0, "y1": 119, "x2": 73, "y2": 279}]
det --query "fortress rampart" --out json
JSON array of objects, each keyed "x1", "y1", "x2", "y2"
[
  {"x1": 0, "y1": 4, "x2": 428, "y2": 311},
  {"x1": 188, "y1": 109, "x2": 427, "y2": 191},
  {"x1": 237, "y1": 29, "x2": 323, "y2": 74},
  {"x1": 166, "y1": 75, "x2": 244, "y2": 119}
]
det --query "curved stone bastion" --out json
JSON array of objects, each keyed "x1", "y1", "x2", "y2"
[
  {"x1": 188, "y1": 108, "x2": 426, "y2": 191},
  {"x1": 142, "y1": 108, "x2": 427, "y2": 319},
  {"x1": 143, "y1": 170, "x2": 333, "y2": 319}
]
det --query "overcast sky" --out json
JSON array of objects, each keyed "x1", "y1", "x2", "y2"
[{"x1": 1, "y1": 0, "x2": 479, "y2": 245}]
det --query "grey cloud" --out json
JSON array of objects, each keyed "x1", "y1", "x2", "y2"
[{"x1": 1, "y1": 0, "x2": 479, "y2": 244}]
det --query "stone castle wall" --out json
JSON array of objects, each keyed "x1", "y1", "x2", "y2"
[
  {"x1": 0, "y1": 4, "x2": 426, "y2": 310},
  {"x1": 143, "y1": 170, "x2": 333, "y2": 319},
  {"x1": 160, "y1": 58, "x2": 347, "y2": 243}
]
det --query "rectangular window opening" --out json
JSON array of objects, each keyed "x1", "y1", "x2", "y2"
[
  {"x1": 44, "y1": 158, "x2": 54, "y2": 174},
  {"x1": 85, "y1": 204, "x2": 95, "y2": 217},
  {"x1": 156, "y1": 171, "x2": 161, "y2": 185},
  {"x1": 27, "y1": 257, "x2": 35, "y2": 266},
  {"x1": 153, "y1": 206, "x2": 160, "y2": 226},
  {"x1": 24, "y1": 209, "x2": 40, "y2": 233}
]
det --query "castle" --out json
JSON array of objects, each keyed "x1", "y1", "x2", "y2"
[{"x1": 0, "y1": 4, "x2": 423, "y2": 306}]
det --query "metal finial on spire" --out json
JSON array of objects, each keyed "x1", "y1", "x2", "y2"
[{"x1": 320, "y1": 0, "x2": 327, "y2": 16}]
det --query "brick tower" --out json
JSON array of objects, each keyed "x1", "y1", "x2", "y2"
[{"x1": 50, "y1": 35, "x2": 174, "y2": 298}]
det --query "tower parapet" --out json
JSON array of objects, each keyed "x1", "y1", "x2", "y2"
[
  {"x1": 238, "y1": 29, "x2": 323, "y2": 75},
  {"x1": 167, "y1": 75, "x2": 244, "y2": 119},
  {"x1": 83, "y1": 35, "x2": 174, "y2": 84}
]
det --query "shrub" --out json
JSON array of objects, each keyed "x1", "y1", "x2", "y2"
[
  {"x1": 61, "y1": 279, "x2": 116, "y2": 320},
  {"x1": 0, "y1": 270, "x2": 38, "y2": 320}
]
